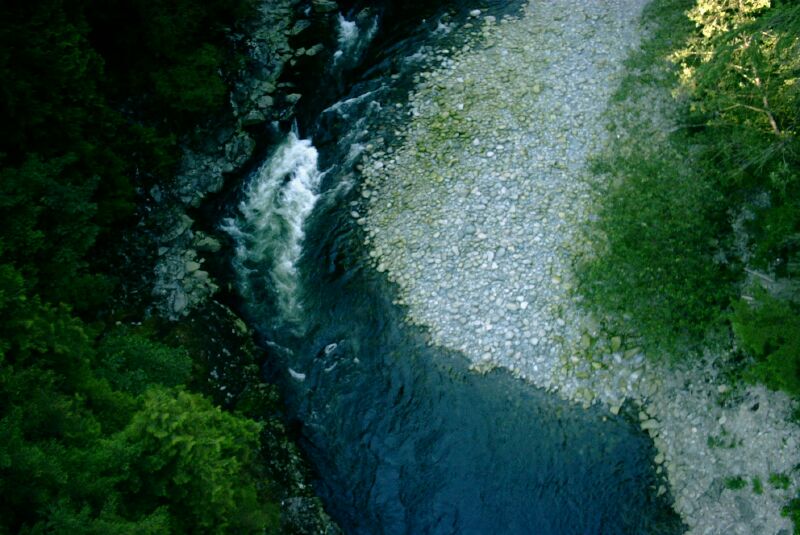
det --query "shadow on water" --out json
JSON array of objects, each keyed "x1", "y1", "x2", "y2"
[{"x1": 267, "y1": 195, "x2": 684, "y2": 535}]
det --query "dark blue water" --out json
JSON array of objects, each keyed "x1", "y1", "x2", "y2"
[
  {"x1": 270, "y1": 202, "x2": 682, "y2": 535},
  {"x1": 228, "y1": 1, "x2": 685, "y2": 533}
]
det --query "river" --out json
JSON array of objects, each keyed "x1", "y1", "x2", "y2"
[{"x1": 223, "y1": 1, "x2": 684, "y2": 533}]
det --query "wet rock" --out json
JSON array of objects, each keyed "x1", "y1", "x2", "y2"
[
  {"x1": 289, "y1": 19, "x2": 312, "y2": 36},
  {"x1": 256, "y1": 94, "x2": 275, "y2": 110},
  {"x1": 305, "y1": 43, "x2": 325, "y2": 56},
  {"x1": 195, "y1": 234, "x2": 222, "y2": 253},
  {"x1": 162, "y1": 214, "x2": 194, "y2": 243},
  {"x1": 150, "y1": 185, "x2": 163, "y2": 203},
  {"x1": 225, "y1": 133, "x2": 256, "y2": 171},
  {"x1": 641, "y1": 418, "x2": 660, "y2": 431},
  {"x1": 172, "y1": 290, "x2": 188, "y2": 315},
  {"x1": 242, "y1": 109, "x2": 266, "y2": 126},
  {"x1": 281, "y1": 497, "x2": 342, "y2": 535}
]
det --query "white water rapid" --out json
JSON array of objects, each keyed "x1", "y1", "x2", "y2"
[
  {"x1": 223, "y1": 131, "x2": 323, "y2": 326},
  {"x1": 333, "y1": 13, "x2": 378, "y2": 66}
]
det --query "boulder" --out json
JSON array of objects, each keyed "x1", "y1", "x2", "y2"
[
  {"x1": 305, "y1": 43, "x2": 325, "y2": 56},
  {"x1": 289, "y1": 19, "x2": 312, "y2": 35},
  {"x1": 256, "y1": 94, "x2": 275, "y2": 110},
  {"x1": 171, "y1": 290, "x2": 188, "y2": 315},
  {"x1": 242, "y1": 109, "x2": 266, "y2": 126},
  {"x1": 195, "y1": 234, "x2": 222, "y2": 253}
]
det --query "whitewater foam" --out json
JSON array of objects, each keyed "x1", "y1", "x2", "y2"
[
  {"x1": 333, "y1": 13, "x2": 378, "y2": 66},
  {"x1": 224, "y1": 131, "x2": 323, "y2": 326}
]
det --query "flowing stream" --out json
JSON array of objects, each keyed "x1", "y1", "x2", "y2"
[{"x1": 224, "y1": 1, "x2": 685, "y2": 533}]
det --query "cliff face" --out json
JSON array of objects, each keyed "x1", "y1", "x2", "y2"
[{"x1": 151, "y1": 0, "x2": 324, "y2": 318}]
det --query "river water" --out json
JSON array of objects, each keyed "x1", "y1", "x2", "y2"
[{"x1": 224, "y1": 1, "x2": 684, "y2": 533}]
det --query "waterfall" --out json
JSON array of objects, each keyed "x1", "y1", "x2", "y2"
[{"x1": 223, "y1": 131, "x2": 323, "y2": 327}]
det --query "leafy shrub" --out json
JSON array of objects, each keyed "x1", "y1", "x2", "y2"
[
  {"x1": 770, "y1": 472, "x2": 792, "y2": 490},
  {"x1": 115, "y1": 388, "x2": 278, "y2": 533},
  {"x1": 579, "y1": 0, "x2": 800, "y2": 385},
  {"x1": 783, "y1": 496, "x2": 800, "y2": 535},
  {"x1": 725, "y1": 476, "x2": 748, "y2": 490},
  {"x1": 97, "y1": 327, "x2": 193, "y2": 395},
  {"x1": 732, "y1": 289, "x2": 800, "y2": 396}
]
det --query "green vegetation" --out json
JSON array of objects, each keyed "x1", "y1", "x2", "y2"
[
  {"x1": 579, "y1": 1, "x2": 800, "y2": 529},
  {"x1": 785, "y1": 496, "x2": 800, "y2": 529},
  {"x1": 0, "y1": 0, "x2": 299, "y2": 532},
  {"x1": 771, "y1": 472, "x2": 793, "y2": 490},
  {"x1": 706, "y1": 428, "x2": 738, "y2": 448},
  {"x1": 579, "y1": 0, "x2": 800, "y2": 376},
  {"x1": 578, "y1": 0, "x2": 735, "y2": 354},
  {"x1": 724, "y1": 476, "x2": 748, "y2": 490},
  {"x1": 754, "y1": 477, "x2": 764, "y2": 494}
]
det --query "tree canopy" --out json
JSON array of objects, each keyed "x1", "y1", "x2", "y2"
[{"x1": 0, "y1": 0, "x2": 287, "y2": 532}]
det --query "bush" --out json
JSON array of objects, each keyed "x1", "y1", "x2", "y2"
[
  {"x1": 732, "y1": 289, "x2": 800, "y2": 395},
  {"x1": 114, "y1": 388, "x2": 279, "y2": 533},
  {"x1": 97, "y1": 327, "x2": 193, "y2": 395},
  {"x1": 579, "y1": 0, "x2": 800, "y2": 384}
]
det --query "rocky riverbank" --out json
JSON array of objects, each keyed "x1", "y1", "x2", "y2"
[
  {"x1": 150, "y1": 0, "x2": 341, "y2": 320},
  {"x1": 140, "y1": 0, "x2": 346, "y2": 531},
  {"x1": 361, "y1": 1, "x2": 800, "y2": 533}
]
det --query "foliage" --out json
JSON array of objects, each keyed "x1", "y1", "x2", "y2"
[
  {"x1": 577, "y1": 0, "x2": 735, "y2": 353},
  {"x1": 0, "y1": 271, "x2": 279, "y2": 532},
  {"x1": 770, "y1": 472, "x2": 792, "y2": 490},
  {"x1": 724, "y1": 475, "x2": 748, "y2": 490},
  {"x1": 732, "y1": 288, "x2": 800, "y2": 395},
  {"x1": 783, "y1": 496, "x2": 800, "y2": 535},
  {"x1": 0, "y1": 0, "x2": 285, "y2": 532},
  {"x1": 677, "y1": 2, "x2": 800, "y2": 272},
  {"x1": 87, "y1": 0, "x2": 255, "y2": 123},
  {"x1": 580, "y1": 138, "x2": 734, "y2": 349},
  {"x1": 115, "y1": 388, "x2": 277, "y2": 533},
  {"x1": 579, "y1": 0, "x2": 800, "y2": 380},
  {"x1": 96, "y1": 327, "x2": 193, "y2": 396}
]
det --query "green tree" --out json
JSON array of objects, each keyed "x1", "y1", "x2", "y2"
[
  {"x1": 114, "y1": 388, "x2": 278, "y2": 533},
  {"x1": 96, "y1": 327, "x2": 193, "y2": 396}
]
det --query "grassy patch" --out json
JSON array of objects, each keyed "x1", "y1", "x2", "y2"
[
  {"x1": 770, "y1": 473, "x2": 792, "y2": 490},
  {"x1": 725, "y1": 476, "x2": 748, "y2": 490},
  {"x1": 576, "y1": 0, "x2": 736, "y2": 356},
  {"x1": 577, "y1": 0, "x2": 800, "y2": 378}
]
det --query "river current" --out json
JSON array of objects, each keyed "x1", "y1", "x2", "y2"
[{"x1": 223, "y1": 1, "x2": 684, "y2": 533}]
